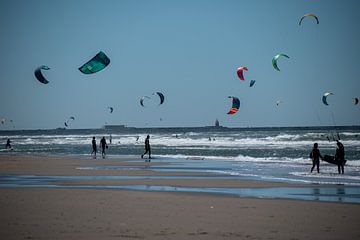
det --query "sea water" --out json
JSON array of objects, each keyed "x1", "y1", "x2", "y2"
[{"x1": 1, "y1": 126, "x2": 359, "y2": 186}]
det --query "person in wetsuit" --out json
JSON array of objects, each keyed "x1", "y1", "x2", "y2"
[
  {"x1": 310, "y1": 143, "x2": 322, "y2": 173},
  {"x1": 335, "y1": 140, "x2": 345, "y2": 174},
  {"x1": 141, "y1": 135, "x2": 151, "y2": 161},
  {"x1": 91, "y1": 137, "x2": 97, "y2": 159},
  {"x1": 100, "y1": 136, "x2": 108, "y2": 158},
  {"x1": 5, "y1": 139, "x2": 11, "y2": 149}
]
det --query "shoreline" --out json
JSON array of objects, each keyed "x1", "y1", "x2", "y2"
[
  {"x1": 1, "y1": 154, "x2": 360, "y2": 204},
  {"x1": 1, "y1": 154, "x2": 360, "y2": 239}
]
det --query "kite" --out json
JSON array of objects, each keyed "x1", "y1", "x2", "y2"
[
  {"x1": 34, "y1": 65, "x2": 51, "y2": 84},
  {"x1": 227, "y1": 96, "x2": 240, "y2": 115},
  {"x1": 64, "y1": 116, "x2": 75, "y2": 127},
  {"x1": 140, "y1": 96, "x2": 151, "y2": 107},
  {"x1": 236, "y1": 67, "x2": 248, "y2": 81},
  {"x1": 153, "y1": 92, "x2": 165, "y2": 105},
  {"x1": 322, "y1": 92, "x2": 333, "y2": 106},
  {"x1": 0, "y1": 118, "x2": 13, "y2": 126},
  {"x1": 299, "y1": 13, "x2": 319, "y2": 26},
  {"x1": 78, "y1": 51, "x2": 110, "y2": 74},
  {"x1": 272, "y1": 54, "x2": 289, "y2": 71},
  {"x1": 353, "y1": 97, "x2": 359, "y2": 105},
  {"x1": 276, "y1": 100, "x2": 283, "y2": 106},
  {"x1": 108, "y1": 107, "x2": 114, "y2": 113},
  {"x1": 249, "y1": 80, "x2": 256, "y2": 87}
]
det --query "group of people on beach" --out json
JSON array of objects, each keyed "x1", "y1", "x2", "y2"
[
  {"x1": 91, "y1": 136, "x2": 108, "y2": 159},
  {"x1": 3, "y1": 135, "x2": 347, "y2": 174},
  {"x1": 91, "y1": 135, "x2": 151, "y2": 161},
  {"x1": 310, "y1": 140, "x2": 346, "y2": 174}
]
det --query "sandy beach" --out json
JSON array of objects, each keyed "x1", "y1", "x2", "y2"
[{"x1": 0, "y1": 154, "x2": 360, "y2": 240}]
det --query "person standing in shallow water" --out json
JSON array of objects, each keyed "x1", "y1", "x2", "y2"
[
  {"x1": 100, "y1": 136, "x2": 108, "y2": 158},
  {"x1": 141, "y1": 135, "x2": 151, "y2": 161},
  {"x1": 5, "y1": 139, "x2": 11, "y2": 149},
  {"x1": 91, "y1": 137, "x2": 97, "y2": 159},
  {"x1": 310, "y1": 143, "x2": 322, "y2": 173},
  {"x1": 335, "y1": 140, "x2": 345, "y2": 174}
]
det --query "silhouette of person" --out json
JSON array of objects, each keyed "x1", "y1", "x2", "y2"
[
  {"x1": 100, "y1": 136, "x2": 108, "y2": 158},
  {"x1": 141, "y1": 135, "x2": 151, "y2": 161},
  {"x1": 91, "y1": 137, "x2": 97, "y2": 159},
  {"x1": 335, "y1": 140, "x2": 345, "y2": 174},
  {"x1": 310, "y1": 143, "x2": 322, "y2": 173},
  {"x1": 5, "y1": 139, "x2": 11, "y2": 149}
]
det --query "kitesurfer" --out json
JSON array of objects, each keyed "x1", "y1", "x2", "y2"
[
  {"x1": 310, "y1": 143, "x2": 323, "y2": 173},
  {"x1": 91, "y1": 137, "x2": 97, "y2": 159},
  {"x1": 100, "y1": 137, "x2": 108, "y2": 158},
  {"x1": 5, "y1": 139, "x2": 11, "y2": 149},
  {"x1": 335, "y1": 140, "x2": 345, "y2": 174},
  {"x1": 141, "y1": 135, "x2": 151, "y2": 161}
]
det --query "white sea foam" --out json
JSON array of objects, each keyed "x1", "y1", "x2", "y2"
[{"x1": 6, "y1": 131, "x2": 360, "y2": 151}]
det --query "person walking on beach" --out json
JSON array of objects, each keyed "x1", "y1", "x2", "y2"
[
  {"x1": 141, "y1": 135, "x2": 151, "y2": 161},
  {"x1": 310, "y1": 143, "x2": 322, "y2": 173},
  {"x1": 5, "y1": 138, "x2": 11, "y2": 149},
  {"x1": 100, "y1": 136, "x2": 108, "y2": 158},
  {"x1": 91, "y1": 137, "x2": 97, "y2": 159},
  {"x1": 335, "y1": 140, "x2": 345, "y2": 174}
]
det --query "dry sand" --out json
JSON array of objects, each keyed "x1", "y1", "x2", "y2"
[{"x1": 0, "y1": 154, "x2": 359, "y2": 240}]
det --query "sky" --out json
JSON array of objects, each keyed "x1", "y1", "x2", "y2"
[{"x1": 0, "y1": 0, "x2": 359, "y2": 130}]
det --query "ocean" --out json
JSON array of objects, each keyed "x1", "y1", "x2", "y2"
[{"x1": 1, "y1": 126, "x2": 360, "y2": 186}]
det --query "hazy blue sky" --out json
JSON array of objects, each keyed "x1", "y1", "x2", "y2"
[{"x1": 0, "y1": 0, "x2": 359, "y2": 130}]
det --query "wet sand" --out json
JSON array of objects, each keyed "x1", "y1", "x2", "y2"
[{"x1": 0, "y1": 154, "x2": 360, "y2": 240}]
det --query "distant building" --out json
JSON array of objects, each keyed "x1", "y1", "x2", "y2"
[
  {"x1": 103, "y1": 125, "x2": 126, "y2": 130},
  {"x1": 215, "y1": 119, "x2": 220, "y2": 127}
]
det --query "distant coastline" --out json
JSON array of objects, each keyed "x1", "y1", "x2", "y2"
[{"x1": 0, "y1": 124, "x2": 359, "y2": 135}]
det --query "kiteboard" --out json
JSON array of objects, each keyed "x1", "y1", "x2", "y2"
[{"x1": 322, "y1": 155, "x2": 346, "y2": 165}]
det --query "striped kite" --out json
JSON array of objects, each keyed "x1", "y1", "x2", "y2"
[
  {"x1": 236, "y1": 66, "x2": 248, "y2": 81},
  {"x1": 227, "y1": 96, "x2": 240, "y2": 115},
  {"x1": 299, "y1": 13, "x2": 319, "y2": 26}
]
